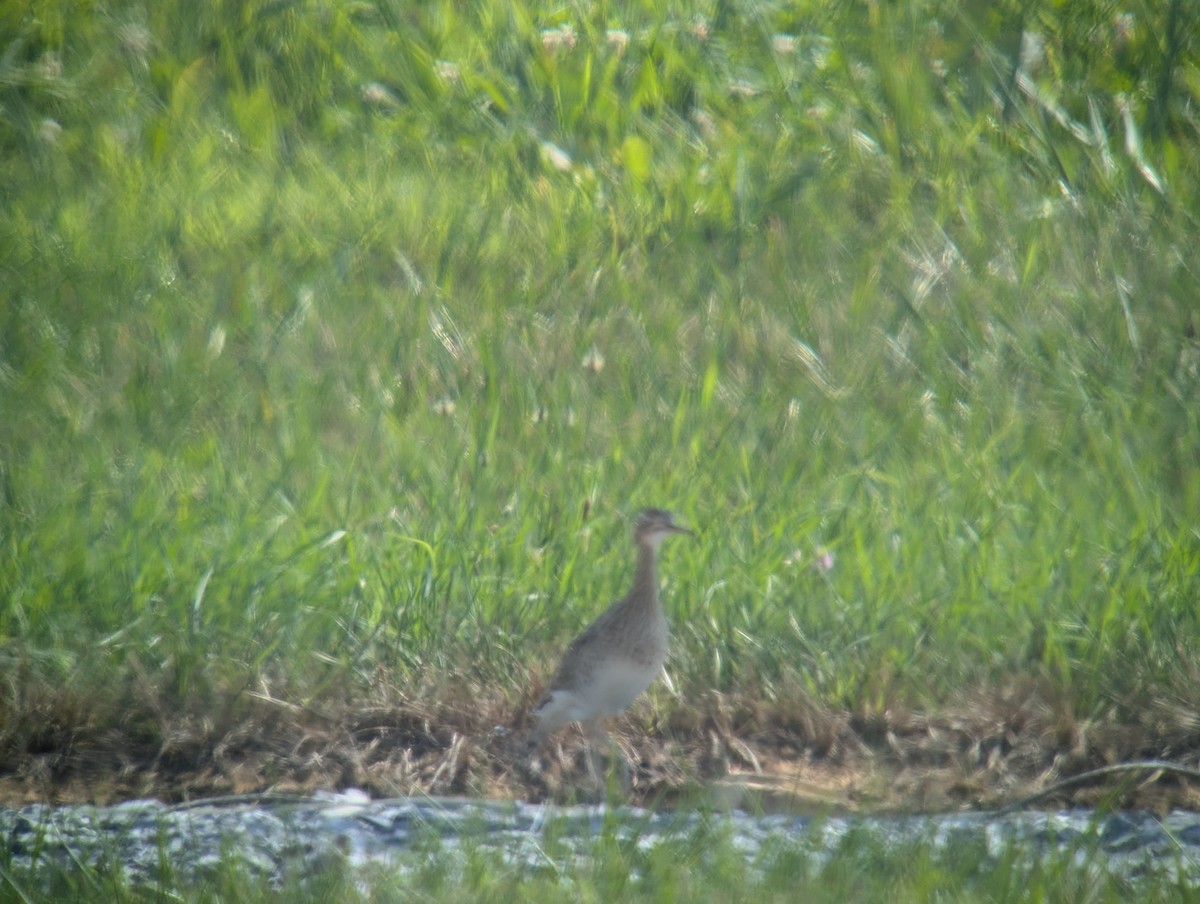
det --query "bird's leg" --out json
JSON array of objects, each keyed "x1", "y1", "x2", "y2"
[
  {"x1": 581, "y1": 718, "x2": 610, "y2": 789},
  {"x1": 582, "y1": 718, "x2": 631, "y2": 794},
  {"x1": 616, "y1": 749, "x2": 631, "y2": 793},
  {"x1": 582, "y1": 719, "x2": 605, "y2": 787},
  {"x1": 609, "y1": 739, "x2": 638, "y2": 797}
]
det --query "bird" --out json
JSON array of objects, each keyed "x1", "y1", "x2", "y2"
[{"x1": 522, "y1": 508, "x2": 693, "y2": 783}]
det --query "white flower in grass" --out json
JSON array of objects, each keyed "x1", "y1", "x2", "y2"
[
  {"x1": 690, "y1": 108, "x2": 717, "y2": 140},
  {"x1": 606, "y1": 30, "x2": 630, "y2": 53},
  {"x1": 361, "y1": 81, "x2": 400, "y2": 108},
  {"x1": 541, "y1": 24, "x2": 576, "y2": 51},
  {"x1": 540, "y1": 140, "x2": 573, "y2": 172},
  {"x1": 771, "y1": 34, "x2": 797, "y2": 55},
  {"x1": 118, "y1": 23, "x2": 152, "y2": 60},
  {"x1": 36, "y1": 52, "x2": 62, "y2": 81},
  {"x1": 38, "y1": 118, "x2": 62, "y2": 145},
  {"x1": 581, "y1": 345, "x2": 605, "y2": 374},
  {"x1": 783, "y1": 546, "x2": 835, "y2": 574}
]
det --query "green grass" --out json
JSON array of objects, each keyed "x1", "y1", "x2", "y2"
[
  {"x1": 2, "y1": 811, "x2": 1196, "y2": 904},
  {"x1": 1, "y1": 0, "x2": 1199, "y2": 791}
]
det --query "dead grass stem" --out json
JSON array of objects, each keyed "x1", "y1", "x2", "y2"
[{"x1": 3, "y1": 668, "x2": 1199, "y2": 813}]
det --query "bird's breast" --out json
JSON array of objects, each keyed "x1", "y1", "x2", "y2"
[{"x1": 586, "y1": 653, "x2": 665, "y2": 715}]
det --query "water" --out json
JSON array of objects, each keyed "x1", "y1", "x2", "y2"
[{"x1": 4, "y1": 792, "x2": 1199, "y2": 889}]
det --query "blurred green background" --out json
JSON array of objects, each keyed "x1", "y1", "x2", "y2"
[{"x1": 1, "y1": 0, "x2": 1197, "y2": 746}]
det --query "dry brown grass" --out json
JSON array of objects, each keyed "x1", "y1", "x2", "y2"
[{"x1": 3, "y1": 668, "x2": 1199, "y2": 813}]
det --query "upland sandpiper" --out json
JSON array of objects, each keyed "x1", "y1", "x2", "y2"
[{"x1": 523, "y1": 508, "x2": 693, "y2": 781}]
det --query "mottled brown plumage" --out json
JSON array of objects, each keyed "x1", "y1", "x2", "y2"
[{"x1": 524, "y1": 509, "x2": 693, "y2": 761}]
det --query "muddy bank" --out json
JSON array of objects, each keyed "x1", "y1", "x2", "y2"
[{"x1": 3, "y1": 685, "x2": 1199, "y2": 812}]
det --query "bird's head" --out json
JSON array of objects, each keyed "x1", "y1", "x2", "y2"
[{"x1": 633, "y1": 508, "x2": 694, "y2": 550}]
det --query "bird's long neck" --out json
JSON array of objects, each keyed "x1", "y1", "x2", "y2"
[{"x1": 629, "y1": 543, "x2": 660, "y2": 609}]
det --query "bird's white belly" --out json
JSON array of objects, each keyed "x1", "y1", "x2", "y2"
[{"x1": 587, "y1": 656, "x2": 663, "y2": 716}]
